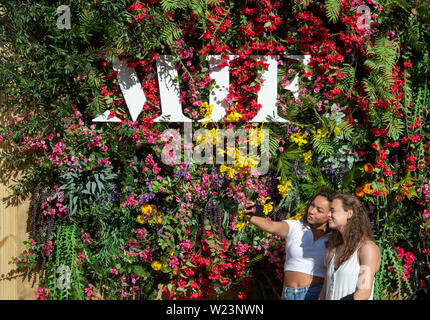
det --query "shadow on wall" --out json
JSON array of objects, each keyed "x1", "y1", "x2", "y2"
[
  {"x1": 0, "y1": 91, "x2": 39, "y2": 300},
  {"x1": 0, "y1": 92, "x2": 37, "y2": 208}
]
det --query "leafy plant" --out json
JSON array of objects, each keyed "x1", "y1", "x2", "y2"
[
  {"x1": 57, "y1": 166, "x2": 117, "y2": 216},
  {"x1": 46, "y1": 223, "x2": 87, "y2": 300}
]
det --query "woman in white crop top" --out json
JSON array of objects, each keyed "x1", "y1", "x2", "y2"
[
  {"x1": 244, "y1": 188, "x2": 335, "y2": 300},
  {"x1": 319, "y1": 193, "x2": 380, "y2": 300}
]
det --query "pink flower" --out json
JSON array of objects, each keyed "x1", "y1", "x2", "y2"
[
  {"x1": 35, "y1": 288, "x2": 49, "y2": 300},
  {"x1": 395, "y1": 246, "x2": 405, "y2": 259},
  {"x1": 405, "y1": 252, "x2": 416, "y2": 264}
]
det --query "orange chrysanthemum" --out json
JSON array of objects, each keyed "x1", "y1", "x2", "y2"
[
  {"x1": 363, "y1": 163, "x2": 374, "y2": 174},
  {"x1": 355, "y1": 187, "x2": 365, "y2": 197}
]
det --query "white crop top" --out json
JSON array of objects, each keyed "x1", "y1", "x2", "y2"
[{"x1": 283, "y1": 220, "x2": 330, "y2": 278}]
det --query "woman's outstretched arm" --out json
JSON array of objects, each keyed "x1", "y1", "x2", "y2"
[{"x1": 243, "y1": 201, "x2": 290, "y2": 238}]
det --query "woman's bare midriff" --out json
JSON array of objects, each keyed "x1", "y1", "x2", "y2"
[{"x1": 283, "y1": 271, "x2": 324, "y2": 288}]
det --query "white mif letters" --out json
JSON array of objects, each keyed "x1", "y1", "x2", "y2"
[
  {"x1": 93, "y1": 55, "x2": 310, "y2": 123},
  {"x1": 93, "y1": 58, "x2": 146, "y2": 122},
  {"x1": 154, "y1": 55, "x2": 191, "y2": 122}
]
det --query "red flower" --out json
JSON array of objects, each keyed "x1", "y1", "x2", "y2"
[
  {"x1": 409, "y1": 134, "x2": 421, "y2": 143},
  {"x1": 407, "y1": 156, "x2": 418, "y2": 163},
  {"x1": 405, "y1": 252, "x2": 416, "y2": 264},
  {"x1": 370, "y1": 143, "x2": 379, "y2": 150},
  {"x1": 406, "y1": 165, "x2": 416, "y2": 172},
  {"x1": 237, "y1": 292, "x2": 247, "y2": 300},
  {"x1": 395, "y1": 247, "x2": 405, "y2": 259}
]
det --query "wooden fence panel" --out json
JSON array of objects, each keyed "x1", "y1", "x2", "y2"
[{"x1": 0, "y1": 93, "x2": 37, "y2": 300}]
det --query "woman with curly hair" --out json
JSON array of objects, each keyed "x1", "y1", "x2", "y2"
[
  {"x1": 244, "y1": 188, "x2": 336, "y2": 300},
  {"x1": 319, "y1": 193, "x2": 380, "y2": 300}
]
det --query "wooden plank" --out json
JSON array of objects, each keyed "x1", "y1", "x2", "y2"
[{"x1": 0, "y1": 93, "x2": 38, "y2": 299}]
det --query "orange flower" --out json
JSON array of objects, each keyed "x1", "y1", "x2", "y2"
[
  {"x1": 363, "y1": 184, "x2": 373, "y2": 194},
  {"x1": 355, "y1": 187, "x2": 365, "y2": 197},
  {"x1": 363, "y1": 163, "x2": 374, "y2": 174}
]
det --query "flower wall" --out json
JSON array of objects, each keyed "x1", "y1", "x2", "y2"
[{"x1": 0, "y1": 0, "x2": 429, "y2": 300}]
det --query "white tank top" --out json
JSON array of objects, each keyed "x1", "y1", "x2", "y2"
[
  {"x1": 283, "y1": 220, "x2": 330, "y2": 278},
  {"x1": 325, "y1": 241, "x2": 375, "y2": 300}
]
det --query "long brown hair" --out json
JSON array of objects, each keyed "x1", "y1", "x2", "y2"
[
  {"x1": 301, "y1": 187, "x2": 336, "y2": 233},
  {"x1": 327, "y1": 193, "x2": 374, "y2": 265}
]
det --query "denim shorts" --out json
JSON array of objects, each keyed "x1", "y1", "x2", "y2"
[{"x1": 281, "y1": 283, "x2": 323, "y2": 300}]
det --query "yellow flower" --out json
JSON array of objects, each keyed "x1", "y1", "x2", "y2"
[
  {"x1": 226, "y1": 111, "x2": 242, "y2": 122},
  {"x1": 290, "y1": 130, "x2": 308, "y2": 147},
  {"x1": 219, "y1": 164, "x2": 229, "y2": 174},
  {"x1": 226, "y1": 146, "x2": 236, "y2": 159},
  {"x1": 263, "y1": 202, "x2": 273, "y2": 215},
  {"x1": 199, "y1": 102, "x2": 213, "y2": 119},
  {"x1": 312, "y1": 128, "x2": 329, "y2": 139},
  {"x1": 172, "y1": 269, "x2": 179, "y2": 276},
  {"x1": 277, "y1": 179, "x2": 292, "y2": 198},
  {"x1": 288, "y1": 205, "x2": 306, "y2": 220},
  {"x1": 211, "y1": 128, "x2": 217, "y2": 145},
  {"x1": 302, "y1": 150, "x2": 313, "y2": 164},
  {"x1": 235, "y1": 222, "x2": 246, "y2": 232},
  {"x1": 248, "y1": 128, "x2": 267, "y2": 147},
  {"x1": 151, "y1": 261, "x2": 162, "y2": 271},
  {"x1": 248, "y1": 129, "x2": 259, "y2": 147},
  {"x1": 141, "y1": 204, "x2": 153, "y2": 215},
  {"x1": 227, "y1": 167, "x2": 236, "y2": 179},
  {"x1": 137, "y1": 214, "x2": 146, "y2": 224},
  {"x1": 148, "y1": 211, "x2": 165, "y2": 225},
  {"x1": 263, "y1": 197, "x2": 273, "y2": 215},
  {"x1": 234, "y1": 148, "x2": 248, "y2": 167},
  {"x1": 220, "y1": 165, "x2": 236, "y2": 179},
  {"x1": 196, "y1": 134, "x2": 206, "y2": 145},
  {"x1": 246, "y1": 154, "x2": 260, "y2": 169}
]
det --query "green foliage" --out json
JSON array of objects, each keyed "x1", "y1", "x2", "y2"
[
  {"x1": 363, "y1": 38, "x2": 400, "y2": 105},
  {"x1": 325, "y1": 0, "x2": 341, "y2": 22},
  {"x1": 57, "y1": 166, "x2": 118, "y2": 216},
  {"x1": 0, "y1": 0, "x2": 428, "y2": 301},
  {"x1": 374, "y1": 239, "x2": 413, "y2": 300},
  {"x1": 47, "y1": 223, "x2": 86, "y2": 300},
  {"x1": 335, "y1": 64, "x2": 356, "y2": 97}
]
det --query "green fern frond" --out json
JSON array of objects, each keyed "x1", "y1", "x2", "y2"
[
  {"x1": 335, "y1": 64, "x2": 356, "y2": 96},
  {"x1": 382, "y1": 112, "x2": 405, "y2": 140},
  {"x1": 312, "y1": 138, "x2": 335, "y2": 156},
  {"x1": 276, "y1": 146, "x2": 302, "y2": 180},
  {"x1": 325, "y1": 0, "x2": 341, "y2": 23},
  {"x1": 160, "y1": 0, "x2": 187, "y2": 11}
]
